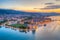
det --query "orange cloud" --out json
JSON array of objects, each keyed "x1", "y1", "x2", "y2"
[
  {"x1": 39, "y1": 9, "x2": 60, "y2": 13},
  {"x1": 25, "y1": 9, "x2": 60, "y2": 13},
  {"x1": 12, "y1": 7, "x2": 60, "y2": 13}
]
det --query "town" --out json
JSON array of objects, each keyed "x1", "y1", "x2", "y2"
[{"x1": 0, "y1": 14, "x2": 52, "y2": 33}]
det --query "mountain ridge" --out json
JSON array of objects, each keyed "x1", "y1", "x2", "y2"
[{"x1": 0, "y1": 9, "x2": 60, "y2": 16}]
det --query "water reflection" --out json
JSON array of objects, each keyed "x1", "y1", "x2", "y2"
[
  {"x1": 0, "y1": 26, "x2": 2, "y2": 28},
  {"x1": 19, "y1": 29, "x2": 27, "y2": 33},
  {"x1": 32, "y1": 28, "x2": 36, "y2": 34},
  {"x1": 0, "y1": 16, "x2": 60, "y2": 40}
]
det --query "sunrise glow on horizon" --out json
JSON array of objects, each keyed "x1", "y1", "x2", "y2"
[{"x1": 0, "y1": 0, "x2": 60, "y2": 13}]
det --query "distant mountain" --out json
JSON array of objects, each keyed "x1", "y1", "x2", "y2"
[
  {"x1": 0, "y1": 9, "x2": 60, "y2": 16},
  {"x1": 0, "y1": 9, "x2": 26, "y2": 14}
]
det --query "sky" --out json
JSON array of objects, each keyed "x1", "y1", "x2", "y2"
[{"x1": 0, "y1": 0, "x2": 60, "y2": 12}]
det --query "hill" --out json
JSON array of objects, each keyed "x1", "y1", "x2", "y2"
[{"x1": 0, "y1": 9, "x2": 60, "y2": 16}]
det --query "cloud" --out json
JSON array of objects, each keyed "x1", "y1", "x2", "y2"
[
  {"x1": 34, "y1": 5, "x2": 60, "y2": 10},
  {"x1": 45, "y1": 3, "x2": 54, "y2": 5},
  {"x1": 55, "y1": 0, "x2": 60, "y2": 1}
]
